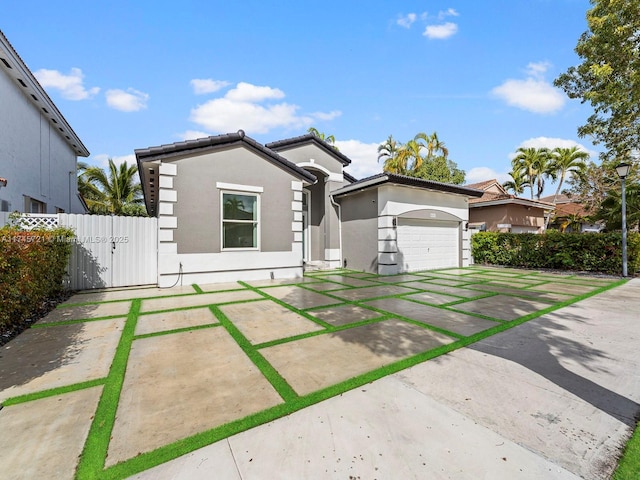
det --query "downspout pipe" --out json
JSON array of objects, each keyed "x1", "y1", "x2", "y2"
[{"x1": 329, "y1": 193, "x2": 343, "y2": 268}]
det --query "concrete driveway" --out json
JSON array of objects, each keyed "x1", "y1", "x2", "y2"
[{"x1": 0, "y1": 266, "x2": 637, "y2": 479}]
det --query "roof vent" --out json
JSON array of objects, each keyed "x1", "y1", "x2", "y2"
[{"x1": 237, "y1": 129, "x2": 245, "y2": 138}]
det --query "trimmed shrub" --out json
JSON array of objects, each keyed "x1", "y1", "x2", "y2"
[
  {"x1": 0, "y1": 226, "x2": 74, "y2": 330},
  {"x1": 471, "y1": 231, "x2": 640, "y2": 275}
]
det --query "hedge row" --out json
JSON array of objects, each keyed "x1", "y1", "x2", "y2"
[
  {"x1": 0, "y1": 226, "x2": 74, "y2": 329},
  {"x1": 471, "y1": 231, "x2": 640, "y2": 275}
]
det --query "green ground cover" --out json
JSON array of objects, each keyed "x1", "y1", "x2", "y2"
[{"x1": 0, "y1": 266, "x2": 628, "y2": 479}]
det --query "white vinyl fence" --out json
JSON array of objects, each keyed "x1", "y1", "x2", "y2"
[{"x1": 1, "y1": 213, "x2": 158, "y2": 290}]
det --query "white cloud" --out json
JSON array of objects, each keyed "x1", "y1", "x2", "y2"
[
  {"x1": 465, "y1": 166, "x2": 510, "y2": 185},
  {"x1": 105, "y1": 88, "x2": 149, "y2": 112},
  {"x1": 34, "y1": 67, "x2": 99, "y2": 100},
  {"x1": 310, "y1": 110, "x2": 342, "y2": 121},
  {"x1": 397, "y1": 13, "x2": 417, "y2": 28},
  {"x1": 225, "y1": 82, "x2": 285, "y2": 102},
  {"x1": 525, "y1": 61, "x2": 551, "y2": 79},
  {"x1": 89, "y1": 153, "x2": 136, "y2": 168},
  {"x1": 179, "y1": 130, "x2": 211, "y2": 141},
  {"x1": 190, "y1": 79, "x2": 230, "y2": 95},
  {"x1": 438, "y1": 8, "x2": 459, "y2": 20},
  {"x1": 337, "y1": 140, "x2": 382, "y2": 180},
  {"x1": 492, "y1": 62, "x2": 565, "y2": 114},
  {"x1": 423, "y1": 22, "x2": 458, "y2": 39},
  {"x1": 189, "y1": 82, "x2": 340, "y2": 135},
  {"x1": 510, "y1": 137, "x2": 595, "y2": 159}
]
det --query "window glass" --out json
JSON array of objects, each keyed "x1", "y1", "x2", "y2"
[{"x1": 222, "y1": 193, "x2": 258, "y2": 249}]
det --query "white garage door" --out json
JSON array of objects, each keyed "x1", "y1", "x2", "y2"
[{"x1": 396, "y1": 218, "x2": 460, "y2": 272}]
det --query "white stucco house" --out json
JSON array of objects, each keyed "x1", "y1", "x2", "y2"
[{"x1": 0, "y1": 29, "x2": 89, "y2": 214}]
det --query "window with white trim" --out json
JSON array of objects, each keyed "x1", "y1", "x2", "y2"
[{"x1": 221, "y1": 191, "x2": 259, "y2": 249}]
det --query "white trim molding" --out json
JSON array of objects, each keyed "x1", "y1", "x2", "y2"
[{"x1": 216, "y1": 182, "x2": 264, "y2": 193}]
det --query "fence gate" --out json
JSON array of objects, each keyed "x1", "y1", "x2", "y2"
[{"x1": 59, "y1": 214, "x2": 158, "y2": 290}]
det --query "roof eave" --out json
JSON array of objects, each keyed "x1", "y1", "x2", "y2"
[{"x1": 0, "y1": 30, "x2": 90, "y2": 157}]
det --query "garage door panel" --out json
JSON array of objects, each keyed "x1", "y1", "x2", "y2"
[{"x1": 396, "y1": 219, "x2": 459, "y2": 272}]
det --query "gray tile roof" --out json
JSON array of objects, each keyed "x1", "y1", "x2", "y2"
[
  {"x1": 135, "y1": 131, "x2": 317, "y2": 216},
  {"x1": 332, "y1": 173, "x2": 485, "y2": 198},
  {"x1": 266, "y1": 134, "x2": 352, "y2": 166}
]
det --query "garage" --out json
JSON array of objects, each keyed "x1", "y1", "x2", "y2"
[
  {"x1": 396, "y1": 218, "x2": 460, "y2": 272},
  {"x1": 333, "y1": 173, "x2": 483, "y2": 275}
]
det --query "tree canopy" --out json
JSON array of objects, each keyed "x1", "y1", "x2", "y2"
[
  {"x1": 78, "y1": 159, "x2": 146, "y2": 216},
  {"x1": 378, "y1": 131, "x2": 465, "y2": 184},
  {"x1": 554, "y1": 0, "x2": 640, "y2": 162}
]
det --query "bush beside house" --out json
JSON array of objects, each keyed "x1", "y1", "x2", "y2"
[
  {"x1": 0, "y1": 226, "x2": 74, "y2": 332},
  {"x1": 471, "y1": 231, "x2": 640, "y2": 275}
]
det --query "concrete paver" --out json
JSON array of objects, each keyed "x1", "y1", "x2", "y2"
[
  {"x1": 0, "y1": 387, "x2": 103, "y2": 480},
  {"x1": 0, "y1": 270, "x2": 635, "y2": 480},
  {"x1": 307, "y1": 275, "x2": 380, "y2": 287},
  {"x1": 529, "y1": 281, "x2": 599, "y2": 295},
  {"x1": 329, "y1": 284, "x2": 418, "y2": 301},
  {"x1": 197, "y1": 282, "x2": 245, "y2": 292},
  {"x1": 415, "y1": 282, "x2": 490, "y2": 298},
  {"x1": 62, "y1": 286, "x2": 197, "y2": 305},
  {"x1": 220, "y1": 300, "x2": 324, "y2": 344},
  {"x1": 465, "y1": 283, "x2": 573, "y2": 302},
  {"x1": 260, "y1": 319, "x2": 454, "y2": 395},
  {"x1": 39, "y1": 301, "x2": 131, "y2": 323},
  {"x1": 259, "y1": 285, "x2": 341, "y2": 309},
  {"x1": 106, "y1": 328, "x2": 283, "y2": 466},
  {"x1": 307, "y1": 304, "x2": 383, "y2": 326},
  {"x1": 139, "y1": 290, "x2": 261, "y2": 313},
  {"x1": 402, "y1": 290, "x2": 464, "y2": 305},
  {"x1": 135, "y1": 308, "x2": 219, "y2": 336},
  {"x1": 0, "y1": 319, "x2": 124, "y2": 402},
  {"x1": 365, "y1": 297, "x2": 501, "y2": 336},
  {"x1": 452, "y1": 294, "x2": 552, "y2": 321}
]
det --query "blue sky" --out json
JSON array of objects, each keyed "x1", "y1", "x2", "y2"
[{"x1": 2, "y1": 0, "x2": 597, "y2": 195}]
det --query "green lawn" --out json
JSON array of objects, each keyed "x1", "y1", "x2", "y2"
[{"x1": 613, "y1": 421, "x2": 640, "y2": 480}]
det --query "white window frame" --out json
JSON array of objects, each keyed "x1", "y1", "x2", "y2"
[{"x1": 219, "y1": 189, "x2": 261, "y2": 251}]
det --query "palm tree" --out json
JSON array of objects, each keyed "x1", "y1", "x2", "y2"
[
  {"x1": 511, "y1": 147, "x2": 551, "y2": 199},
  {"x1": 502, "y1": 170, "x2": 530, "y2": 195},
  {"x1": 549, "y1": 147, "x2": 589, "y2": 204},
  {"x1": 396, "y1": 137, "x2": 425, "y2": 173},
  {"x1": 378, "y1": 135, "x2": 406, "y2": 174},
  {"x1": 307, "y1": 127, "x2": 336, "y2": 146},
  {"x1": 80, "y1": 159, "x2": 144, "y2": 215},
  {"x1": 416, "y1": 131, "x2": 449, "y2": 159}
]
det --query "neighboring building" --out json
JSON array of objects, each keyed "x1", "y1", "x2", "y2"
[
  {"x1": 466, "y1": 179, "x2": 554, "y2": 233},
  {"x1": 136, "y1": 132, "x2": 483, "y2": 286},
  {"x1": 539, "y1": 194, "x2": 603, "y2": 233},
  {"x1": 0, "y1": 30, "x2": 89, "y2": 214}
]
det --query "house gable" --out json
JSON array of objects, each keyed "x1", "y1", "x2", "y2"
[
  {"x1": 267, "y1": 134, "x2": 350, "y2": 179},
  {"x1": 136, "y1": 131, "x2": 315, "y2": 217}
]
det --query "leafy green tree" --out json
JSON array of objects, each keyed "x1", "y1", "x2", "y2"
[
  {"x1": 378, "y1": 131, "x2": 464, "y2": 183},
  {"x1": 597, "y1": 183, "x2": 640, "y2": 232},
  {"x1": 79, "y1": 159, "x2": 145, "y2": 216},
  {"x1": 554, "y1": 0, "x2": 640, "y2": 162},
  {"x1": 502, "y1": 169, "x2": 530, "y2": 195},
  {"x1": 511, "y1": 147, "x2": 551, "y2": 199},
  {"x1": 549, "y1": 147, "x2": 589, "y2": 204},
  {"x1": 414, "y1": 156, "x2": 465, "y2": 184}
]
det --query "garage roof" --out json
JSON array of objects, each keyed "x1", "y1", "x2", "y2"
[{"x1": 331, "y1": 173, "x2": 484, "y2": 198}]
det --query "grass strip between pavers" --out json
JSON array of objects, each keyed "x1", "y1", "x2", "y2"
[
  {"x1": 209, "y1": 305, "x2": 299, "y2": 403},
  {"x1": 1, "y1": 378, "x2": 106, "y2": 407},
  {"x1": 97, "y1": 278, "x2": 622, "y2": 480},
  {"x1": 4, "y1": 270, "x2": 627, "y2": 480},
  {"x1": 74, "y1": 299, "x2": 141, "y2": 480}
]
